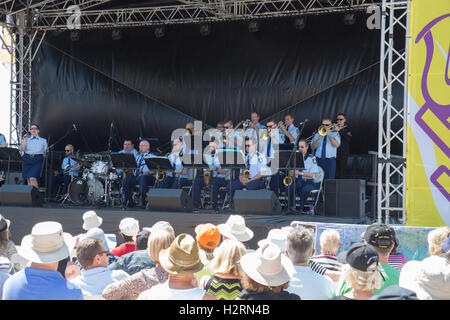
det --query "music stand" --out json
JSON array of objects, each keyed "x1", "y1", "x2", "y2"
[
  {"x1": 144, "y1": 156, "x2": 173, "y2": 171},
  {"x1": 110, "y1": 153, "x2": 138, "y2": 171},
  {"x1": 0, "y1": 148, "x2": 23, "y2": 182}
]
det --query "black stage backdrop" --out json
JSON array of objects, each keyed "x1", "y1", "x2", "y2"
[{"x1": 31, "y1": 13, "x2": 400, "y2": 155}]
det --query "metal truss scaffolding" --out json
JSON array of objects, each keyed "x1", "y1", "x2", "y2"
[{"x1": 377, "y1": 0, "x2": 410, "y2": 225}]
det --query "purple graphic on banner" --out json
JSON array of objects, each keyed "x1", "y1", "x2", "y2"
[{"x1": 414, "y1": 14, "x2": 450, "y2": 201}]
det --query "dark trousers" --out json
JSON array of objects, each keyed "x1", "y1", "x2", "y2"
[
  {"x1": 123, "y1": 175, "x2": 156, "y2": 202},
  {"x1": 159, "y1": 176, "x2": 175, "y2": 189},
  {"x1": 288, "y1": 179, "x2": 319, "y2": 209},
  {"x1": 228, "y1": 178, "x2": 265, "y2": 201},
  {"x1": 336, "y1": 155, "x2": 348, "y2": 179},
  {"x1": 50, "y1": 175, "x2": 72, "y2": 197},
  {"x1": 193, "y1": 176, "x2": 228, "y2": 204},
  {"x1": 268, "y1": 172, "x2": 280, "y2": 197},
  {"x1": 317, "y1": 158, "x2": 336, "y2": 180},
  {"x1": 172, "y1": 178, "x2": 192, "y2": 189}
]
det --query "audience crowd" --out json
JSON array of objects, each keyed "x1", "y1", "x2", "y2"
[{"x1": 0, "y1": 212, "x2": 449, "y2": 300}]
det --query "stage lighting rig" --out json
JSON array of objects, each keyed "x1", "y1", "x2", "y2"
[
  {"x1": 294, "y1": 17, "x2": 306, "y2": 29},
  {"x1": 248, "y1": 21, "x2": 259, "y2": 33},
  {"x1": 200, "y1": 24, "x2": 211, "y2": 36},
  {"x1": 343, "y1": 13, "x2": 356, "y2": 25},
  {"x1": 154, "y1": 26, "x2": 165, "y2": 38}
]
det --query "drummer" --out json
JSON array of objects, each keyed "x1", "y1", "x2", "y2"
[{"x1": 49, "y1": 144, "x2": 80, "y2": 200}]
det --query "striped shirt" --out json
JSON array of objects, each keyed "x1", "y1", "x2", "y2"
[
  {"x1": 388, "y1": 253, "x2": 407, "y2": 271},
  {"x1": 204, "y1": 275, "x2": 242, "y2": 300},
  {"x1": 310, "y1": 255, "x2": 342, "y2": 272}
]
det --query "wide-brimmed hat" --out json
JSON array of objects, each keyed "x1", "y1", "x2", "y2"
[
  {"x1": 80, "y1": 227, "x2": 116, "y2": 252},
  {"x1": 82, "y1": 211, "x2": 103, "y2": 231},
  {"x1": 17, "y1": 221, "x2": 74, "y2": 263},
  {"x1": 240, "y1": 241, "x2": 294, "y2": 287},
  {"x1": 195, "y1": 223, "x2": 221, "y2": 250},
  {"x1": 218, "y1": 215, "x2": 253, "y2": 242},
  {"x1": 399, "y1": 255, "x2": 450, "y2": 300},
  {"x1": 258, "y1": 227, "x2": 292, "y2": 253},
  {"x1": 0, "y1": 214, "x2": 11, "y2": 232},
  {"x1": 159, "y1": 233, "x2": 204, "y2": 276},
  {"x1": 119, "y1": 217, "x2": 140, "y2": 237},
  {"x1": 143, "y1": 221, "x2": 174, "y2": 235}
]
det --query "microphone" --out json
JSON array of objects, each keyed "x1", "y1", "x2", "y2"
[
  {"x1": 72, "y1": 124, "x2": 77, "y2": 132},
  {"x1": 298, "y1": 119, "x2": 309, "y2": 126}
]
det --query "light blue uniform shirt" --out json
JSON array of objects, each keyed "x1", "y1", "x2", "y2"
[
  {"x1": 135, "y1": 152, "x2": 156, "y2": 175},
  {"x1": 279, "y1": 124, "x2": 299, "y2": 144},
  {"x1": 168, "y1": 152, "x2": 189, "y2": 179},
  {"x1": 61, "y1": 157, "x2": 79, "y2": 177},
  {"x1": 0, "y1": 134, "x2": 6, "y2": 146},
  {"x1": 296, "y1": 154, "x2": 319, "y2": 180},
  {"x1": 311, "y1": 131, "x2": 341, "y2": 158},
  {"x1": 203, "y1": 152, "x2": 230, "y2": 179},
  {"x1": 245, "y1": 123, "x2": 266, "y2": 143},
  {"x1": 24, "y1": 136, "x2": 48, "y2": 155},
  {"x1": 244, "y1": 151, "x2": 269, "y2": 179},
  {"x1": 68, "y1": 267, "x2": 129, "y2": 296}
]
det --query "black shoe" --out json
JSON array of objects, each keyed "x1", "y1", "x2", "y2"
[{"x1": 193, "y1": 201, "x2": 202, "y2": 209}]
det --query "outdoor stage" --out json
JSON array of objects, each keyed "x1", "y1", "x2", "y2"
[{"x1": 1, "y1": 204, "x2": 369, "y2": 250}]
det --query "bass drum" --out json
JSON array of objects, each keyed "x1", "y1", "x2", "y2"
[{"x1": 68, "y1": 177, "x2": 104, "y2": 205}]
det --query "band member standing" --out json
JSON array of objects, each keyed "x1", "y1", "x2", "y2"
[
  {"x1": 192, "y1": 139, "x2": 230, "y2": 210},
  {"x1": 227, "y1": 137, "x2": 269, "y2": 202},
  {"x1": 122, "y1": 140, "x2": 156, "y2": 208},
  {"x1": 245, "y1": 111, "x2": 266, "y2": 148},
  {"x1": 50, "y1": 144, "x2": 80, "y2": 199},
  {"x1": 262, "y1": 119, "x2": 280, "y2": 196},
  {"x1": 311, "y1": 118, "x2": 341, "y2": 180},
  {"x1": 216, "y1": 121, "x2": 225, "y2": 132},
  {"x1": 279, "y1": 113, "x2": 299, "y2": 145},
  {"x1": 223, "y1": 120, "x2": 244, "y2": 150},
  {"x1": 335, "y1": 113, "x2": 352, "y2": 179},
  {"x1": 20, "y1": 123, "x2": 48, "y2": 189},
  {"x1": 287, "y1": 139, "x2": 320, "y2": 213}
]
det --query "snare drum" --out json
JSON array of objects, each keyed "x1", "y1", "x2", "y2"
[{"x1": 91, "y1": 161, "x2": 109, "y2": 176}]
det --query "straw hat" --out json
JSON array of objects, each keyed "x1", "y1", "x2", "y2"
[
  {"x1": 143, "y1": 221, "x2": 174, "y2": 235},
  {"x1": 82, "y1": 211, "x2": 103, "y2": 231},
  {"x1": 258, "y1": 227, "x2": 292, "y2": 253},
  {"x1": 240, "y1": 241, "x2": 294, "y2": 287},
  {"x1": 217, "y1": 215, "x2": 253, "y2": 242},
  {"x1": 0, "y1": 214, "x2": 11, "y2": 232},
  {"x1": 159, "y1": 233, "x2": 204, "y2": 276},
  {"x1": 17, "y1": 221, "x2": 74, "y2": 263},
  {"x1": 80, "y1": 227, "x2": 116, "y2": 252},
  {"x1": 119, "y1": 217, "x2": 140, "y2": 237}
]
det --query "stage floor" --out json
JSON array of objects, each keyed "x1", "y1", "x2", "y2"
[{"x1": 1, "y1": 203, "x2": 370, "y2": 249}]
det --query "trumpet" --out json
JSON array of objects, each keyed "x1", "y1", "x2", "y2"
[
  {"x1": 243, "y1": 119, "x2": 251, "y2": 128},
  {"x1": 283, "y1": 171, "x2": 295, "y2": 187},
  {"x1": 156, "y1": 170, "x2": 167, "y2": 182},
  {"x1": 203, "y1": 170, "x2": 211, "y2": 187},
  {"x1": 318, "y1": 123, "x2": 339, "y2": 136}
]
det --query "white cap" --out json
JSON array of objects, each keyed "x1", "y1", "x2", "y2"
[{"x1": 119, "y1": 217, "x2": 140, "y2": 237}]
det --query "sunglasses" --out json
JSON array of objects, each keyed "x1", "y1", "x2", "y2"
[
  {"x1": 336, "y1": 118, "x2": 344, "y2": 121},
  {"x1": 322, "y1": 123, "x2": 331, "y2": 126},
  {"x1": 299, "y1": 146, "x2": 305, "y2": 148},
  {"x1": 97, "y1": 250, "x2": 110, "y2": 256},
  {"x1": 30, "y1": 127, "x2": 39, "y2": 130},
  {"x1": 65, "y1": 150, "x2": 71, "y2": 152},
  {"x1": 245, "y1": 145, "x2": 251, "y2": 148},
  {"x1": 224, "y1": 126, "x2": 230, "y2": 129}
]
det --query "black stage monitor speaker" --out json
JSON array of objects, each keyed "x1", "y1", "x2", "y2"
[
  {"x1": 0, "y1": 184, "x2": 43, "y2": 207},
  {"x1": 324, "y1": 179, "x2": 365, "y2": 218},
  {"x1": 147, "y1": 188, "x2": 193, "y2": 212},
  {"x1": 234, "y1": 190, "x2": 282, "y2": 215}
]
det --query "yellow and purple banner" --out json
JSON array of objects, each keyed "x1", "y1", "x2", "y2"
[{"x1": 406, "y1": 0, "x2": 450, "y2": 226}]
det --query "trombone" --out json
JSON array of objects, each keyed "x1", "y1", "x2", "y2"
[{"x1": 318, "y1": 123, "x2": 339, "y2": 136}]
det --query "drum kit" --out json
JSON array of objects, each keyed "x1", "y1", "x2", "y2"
[{"x1": 61, "y1": 152, "x2": 123, "y2": 207}]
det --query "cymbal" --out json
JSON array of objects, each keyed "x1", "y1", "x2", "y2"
[
  {"x1": 98, "y1": 151, "x2": 111, "y2": 156},
  {"x1": 72, "y1": 157, "x2": 92, "y2": 168}
]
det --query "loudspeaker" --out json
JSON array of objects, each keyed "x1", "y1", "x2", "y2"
[
  {"x1": 233, "y1": 190, "x2": 282, "y2": 215},
  {"x1": 147, "y1": 188, "x2": 193, "y2": 212},
  {"x1": 324, "y1": 179, "x2": 365, "y2": 218},
  {"x1": 4, "y1": 172, "x2": 24, "y2": 185},
  {"x1": 0, "y1": 184, "x2": 43, "y2": 207}
]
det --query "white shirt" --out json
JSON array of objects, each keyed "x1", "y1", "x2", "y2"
[
  {"x1": 287, "y1": 265, "x2": 335, "y2": 300},
  {"x1": 138, "y1": 281, "x2": 206, "y2": 300},
  {"x1": 69, "y1": 267, "x2": 129, "y2": 296}
]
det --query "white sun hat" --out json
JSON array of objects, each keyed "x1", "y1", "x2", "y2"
[
  {"x1": 17, "y1": 221, "x2": 74, "y2": 264},
  {"x1": 217, "y1": 215, "x2": 253, "y2": 242},
  {"x1": 82, "y1": 210, "x2": 103, "y2": 231},
  {"x1": 119, "y1": 217, "x2": 140, "y2": 237}
]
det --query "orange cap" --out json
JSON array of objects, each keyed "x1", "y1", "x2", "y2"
[{"x1": 195, "y1": 223, "x2": 221, "y2": 250}]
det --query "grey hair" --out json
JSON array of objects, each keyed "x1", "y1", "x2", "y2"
[{"x1": 286, "y1": 227, "x2": 314, "y2": 264}]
